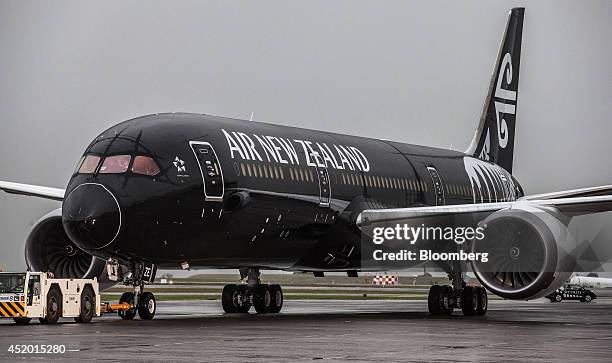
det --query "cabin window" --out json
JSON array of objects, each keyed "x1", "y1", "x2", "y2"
[
  {"x1": 131, "y1": 156, "x2": 160, "y2": 176},
  {"x1": 78, "y1": 155, "x2": 101, "y2": 174},
  {"x1": 100, "y1": 155, "x2": 131, "y2": 174}
]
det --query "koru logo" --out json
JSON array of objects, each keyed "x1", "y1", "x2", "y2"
[
  {"x1": 493, "y1": 53, "x2": 517, "y2": 148},
  {"x1": 478, "y1": 129, "x2": 491, "y2": 161},
  {"x1": 173, "y1": 156, "x2": 187, "y2": 173}
]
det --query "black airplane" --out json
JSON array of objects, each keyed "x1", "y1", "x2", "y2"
[{"x1": 1, "y1": 8, "x2": 611, "y2": 320}]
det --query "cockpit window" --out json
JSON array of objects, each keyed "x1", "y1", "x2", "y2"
[
  {"x1": 132, "y1": 156, "x2": 160, "y2": 176},
  {"x1": 78, "y1": 155, "x2": 101, "y2": 174},
  {"x1": 74, "y1": 156, "x2": 85, "y2": 174},
  {"x1": 99, "y1": 155, "x2": 131, "y2": 174}
]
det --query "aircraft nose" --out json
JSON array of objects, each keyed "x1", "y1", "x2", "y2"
[{"x1": 62, "y1": 183, "x2": 121, "y2": 250}]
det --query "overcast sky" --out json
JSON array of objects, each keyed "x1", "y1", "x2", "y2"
[{"x1": 0, "y1": 0, "x2": 610, "y2": 271}]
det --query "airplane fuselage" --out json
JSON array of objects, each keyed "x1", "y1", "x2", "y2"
[{"x1": 63, "y1": 113, "x2": 523, "y2": 271}]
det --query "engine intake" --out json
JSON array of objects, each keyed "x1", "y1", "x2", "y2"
[
  {"x1": 471, "y1": 205, "x2": 575, "y2": 300},
  {"x1": 25, "y1": 209, "x2": 107, "y2": 280}
]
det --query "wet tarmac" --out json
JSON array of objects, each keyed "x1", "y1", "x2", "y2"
[{"x1": 1, "y1": 293, "x2": 612, "y2": 362}]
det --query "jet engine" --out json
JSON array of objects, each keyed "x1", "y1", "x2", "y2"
[
  {"x1": 25, "y1": 208, "x2": 108, "y2": 281},
  {"x1": 471, "y1": 205, "x2": 575, "y2": 300}
]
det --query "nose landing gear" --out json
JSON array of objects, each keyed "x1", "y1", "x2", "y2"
[
  {"x1": 113, "y1": 261, "x2": 158, "y2": 320},
  {"x1": 221, "y1": 268, "x2": 284, "y2": 314}
]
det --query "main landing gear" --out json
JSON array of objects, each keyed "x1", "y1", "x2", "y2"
[
  {"x1": 222, "y1": 268, "x2": 284, "y2": 314},
  {"x1": 428, "y1": 272, "x2": 488, "y2": 316}
]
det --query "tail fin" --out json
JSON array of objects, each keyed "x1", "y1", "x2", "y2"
[{"x1": 466, "y1": 7, "x2": 524, "y2": 174}]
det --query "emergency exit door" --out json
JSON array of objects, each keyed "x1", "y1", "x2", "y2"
[{"x1": 189, "y1": 141, "x2": 224, "y2": 202}]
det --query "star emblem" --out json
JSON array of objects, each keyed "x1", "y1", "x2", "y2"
[{"x1": 173, "y1": 157, "x2": 187, "y2": 173}]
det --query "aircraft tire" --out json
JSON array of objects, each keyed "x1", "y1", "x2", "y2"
[
  {"x1": 476, "y1": 286, "x2": 488, "y2": 316},
  {"x1": 441, "y1": 285, "x2": 454, "y2": 315},
  {"x1": 222, "y1": 284, "x2": 239, "y2": 313},
  {"x1": 253, "y1": 284, "x2": 271, "y2": 314},
  {"x1": 269, "y1": 284, "x2": 283, "y2": 313},
  {"x1": 428, "y1": 285, "x2": 443, "y2": 314},
  {"x1": 118, "y1": 292, "x2": 137, "y2": 320},
  {"x1": 137, "y1": 292, "x2": 156, "y2": 320},
  {"x1": 462, "y1": 286, "x2": 478, "y2": 316}
]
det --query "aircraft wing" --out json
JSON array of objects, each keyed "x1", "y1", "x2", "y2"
[
  {"x1": 0, "y1": 181, "x2": 65, "y2": 201},
  {"x1": 357, "y1": 194, "x2": 612, "y2": 227},
  {"x1": 520, "y1": 184, "x2": 612, "y2": 200}
]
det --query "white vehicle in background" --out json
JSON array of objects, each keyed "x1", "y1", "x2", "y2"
[
  {"x1": 0, "y1": 271, "x2": 100, "y2": 324},
  {"x1": 569, "y1": 275, "x2": 612, "y2": 289}
]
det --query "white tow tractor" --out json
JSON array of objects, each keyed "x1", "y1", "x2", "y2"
[
  {"x1": 0, "y1": 271, "x2": 101, "y2": 324},
  {"x1": 0, "y1": 271, "x2": 134, "y2": 325}
]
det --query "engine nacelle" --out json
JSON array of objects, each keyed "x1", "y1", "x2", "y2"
[
  {"x1": 25, "y1": 208, "x2": 109, "y2": 283},
  {"x1": 471, "y1": 204, "x2": 575, "y2": 300}
]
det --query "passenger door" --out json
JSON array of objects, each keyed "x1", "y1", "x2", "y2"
[
  {"x1": 426, "y1": 166, "x2": 445, "y2": 206},
  {"x1": 311, "y1": 152, "x2": 331, "y2": 207},
  {"x1": 189, "y1": 141, "x2": 224, "y2": 202}
]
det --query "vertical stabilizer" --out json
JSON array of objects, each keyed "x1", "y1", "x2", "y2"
[{"x1": 465, "y1": 8, "x2": 524, "y2": 174}]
